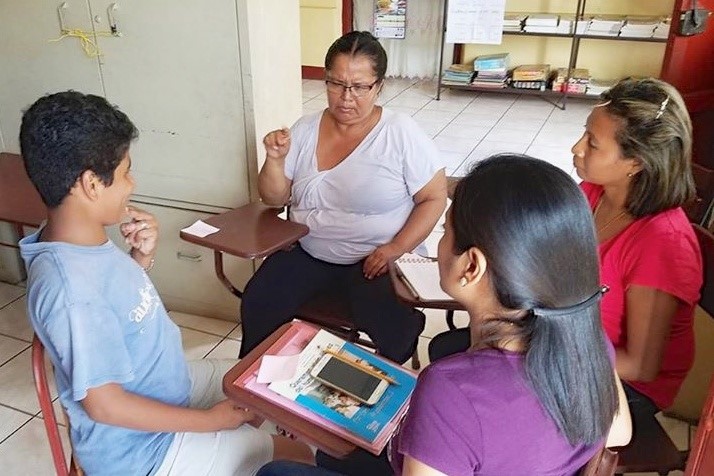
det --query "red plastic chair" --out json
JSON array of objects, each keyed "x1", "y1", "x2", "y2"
[{"x1": 31, "y1": 334, "x2": 82, "y2": 476}]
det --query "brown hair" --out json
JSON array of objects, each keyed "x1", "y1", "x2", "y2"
[{"x1": 601, "y1": 78, "x2": 695, "y2": 217}]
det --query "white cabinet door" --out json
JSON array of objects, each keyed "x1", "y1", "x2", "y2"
[
  {"x1": 0, "y1": 1, "x2": 104, "y2": 152},
  {"x1": 88, "y1": 0, "x2": 250, "y2": 208},
  {"x1": 107, "y1": 200, "x2": 253, "y2": 321}
]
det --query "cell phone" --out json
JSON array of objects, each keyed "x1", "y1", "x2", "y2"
[{"x1": 310, "y1": 354, "x2": 389, "y2": 406}]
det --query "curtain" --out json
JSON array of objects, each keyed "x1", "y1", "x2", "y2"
[{"x1": 353, "y1": 0, "x2": 445, "y2": 79}]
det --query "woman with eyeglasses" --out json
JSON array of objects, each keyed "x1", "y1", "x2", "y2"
[
  {"x1": 238, "y1": 31, "x2": 446, "y2": 364},
  {"x1": 570, "y1": 78, "x2": 702, "y2": 428}
]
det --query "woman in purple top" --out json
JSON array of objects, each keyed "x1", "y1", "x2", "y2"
[
  {"x1": 258, "y1": 155, "x2": 625, "y2": 476},
  {"x1": 393, "y1": 155, "x2": 619, "y2": 476}
]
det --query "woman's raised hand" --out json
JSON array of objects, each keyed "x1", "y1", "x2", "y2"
[{"x1": 263, "y1": 128, "x2": 291, "y2": 161}]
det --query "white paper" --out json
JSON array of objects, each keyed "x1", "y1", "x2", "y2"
[
  {"x1": 256, "y1": 353, "x2": 301, "y2": 384},
  {"x1": 180, "y1": 220, "x2": 220, "y2": 238},
  {"x1": 446, "y1": 0, "x2": 506, "y2": 45}
]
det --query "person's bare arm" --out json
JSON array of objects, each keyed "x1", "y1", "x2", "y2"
[
  {"x1": 82, "y1": 383, "x2": 254, "y2": 433},
  {"x1": 615, "y1": 285, "x2": 679, "y2": 382},
  {"x1": 363, "y1": 170, "x2": 447, "y2": 279},
  {"x1": 606, "y1": 373, "x2": 632, "y2": 448},
  {"x1": 258, "y1": 128, "x2": 293, "y2": 206},
  {"x1": 402, "y1": 455, "x2": 448, "y2": 476}
]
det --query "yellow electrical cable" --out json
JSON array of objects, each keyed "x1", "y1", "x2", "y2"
[{"x1": 49, "y1": 29, "x2": 115, "y2": 58}]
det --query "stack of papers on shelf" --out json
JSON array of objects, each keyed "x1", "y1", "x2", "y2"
[
  {"x1": 525, "y1": 13, "x2": 559, "y2": 27},
  {"x1": 620, "y1": 16, "x2": 660, "y2": 38},
  {"x1": 503, "y1": 12, "x2": 527, "y2": 32},
  {"x1": 587, "y1": 78, "x2": 618, "y2": 96},
  {"x1": 587, "y1": 15, "x2": 625, "y2": 36},
  {"x1": 575, "y1": 16, "x2": 592, "y2": 34},
  {"x1": 653, "y1": 18, "x2": 671, "y2": 39},
  {"x1": 442, "y1": 64, "x2": 475, "y2": 86},
  {"x1": 524, "y1": 14, "x2": 573, "y2": 34}
]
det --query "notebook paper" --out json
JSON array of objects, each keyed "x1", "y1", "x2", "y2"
[{"x1": 395, "y1": 254, "x2": 452, "y2": 301}]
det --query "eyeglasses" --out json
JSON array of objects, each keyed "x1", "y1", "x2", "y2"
[{"x1": 325, "y1": 79, "x2": 380, "y2": 98}]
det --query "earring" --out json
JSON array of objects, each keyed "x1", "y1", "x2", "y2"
[
  {"x1": 459, "y1": 277, "x2": 468, "y2": 287},
  {"x1": 627, "y1": 172, "x2": 633, "y2": 177}
]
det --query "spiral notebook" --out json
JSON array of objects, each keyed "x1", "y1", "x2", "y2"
[{"x1": 395, "y1": 254, "x2": 452, "y2": 301}]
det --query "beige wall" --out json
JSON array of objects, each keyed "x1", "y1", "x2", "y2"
[
  {"x1": 462, "y1": 0, "x2": 674, "y2": 80},
  {"x1": 300, "y1": 0, "x2": 343, "y2": 67},
  {"x1": 237, "y1": 0, "x2": 303, "y2": 198}
]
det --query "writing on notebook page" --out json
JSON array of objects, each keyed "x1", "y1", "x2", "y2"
[{"x1": 395, "y1": 254, "x2": 452, "y2": 301}]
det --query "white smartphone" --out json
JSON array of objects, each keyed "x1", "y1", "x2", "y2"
[{"x1": 310, "y1": 354, "x2": 389, "y2": 406}]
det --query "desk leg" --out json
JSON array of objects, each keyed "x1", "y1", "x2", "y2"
[{"x1": 214, "y1": 251, "x2": 243, "y2": 298}]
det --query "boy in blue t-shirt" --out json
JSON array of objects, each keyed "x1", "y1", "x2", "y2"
[{"x1": 18, "y1": 92, "x2": 313, "y2": 475}]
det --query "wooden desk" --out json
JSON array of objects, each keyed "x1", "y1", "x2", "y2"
[
  {"x1": 0, "y1": 153, "x2": 47, "y2": 247},
  {"x1": 388, "y1": 263, "x2": 464, "y2": 330},
  {"x1": 223, "y1": 322, "x2": 356, "y2": 458},
  {"x1": 179, "y1": 202, "x2": 308, "y2": 297}
]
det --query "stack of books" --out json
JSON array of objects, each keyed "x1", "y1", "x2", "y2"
[
  {"x1": 653, "y1": 17, "x2": 671, "y2": 39},
  {"x1": 472, "y1": 53, "x2": 509, "y2": 89},
  {"x1": 551, "y1": 68, "x2": 590, "y2": 94},
  {"x1": 524, "y1": 14, "x2": 572, "y2": 34},
  {"x1": 442, "y1": 64, "x2": 475, "y2": 86},
  {"x1": 511, "y1": 64, "x2": 550, "y2": 90},
  {"x1": 620, "y1": 16, "x2": 660, "y2": 38},
  {"x1": 587, "y1": 15, "x2": 625, "y2": 36},
  {"x1": 503, "y1": 13, "x2": 527, "y2": 32},
  {"x1": 575, "y1": 16, "x2": 592, "y2": 34}
]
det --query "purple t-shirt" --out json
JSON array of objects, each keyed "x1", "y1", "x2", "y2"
[{"x1": 392, "y1": 349, "x2": 603, "y2": 476}]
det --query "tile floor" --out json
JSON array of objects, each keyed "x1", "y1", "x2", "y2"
[{"x1": 0, "y1": 79, "x2": 690, "y2": 474}]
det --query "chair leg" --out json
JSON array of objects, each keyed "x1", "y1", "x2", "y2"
[{"x1": 411, "y1": 349, "x2": 421, "y2": 370}]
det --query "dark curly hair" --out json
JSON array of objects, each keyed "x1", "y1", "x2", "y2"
[{"x1": 19, "y1": 91, "x2": 138, "y2": 208}]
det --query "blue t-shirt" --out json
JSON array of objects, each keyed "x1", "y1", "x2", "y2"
[{"x1": 20, "y1": 230, "x2": 191, "y2": 476}]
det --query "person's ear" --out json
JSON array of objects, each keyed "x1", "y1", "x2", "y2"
[
  {"x1": 624, "y1": 157, "x2": 644, "y2": 176},
  {"x1": 77, "y1": 170, "x2": 102, "y2": 201},
  {"x1": 459, "y1": 247, "x2": 487, "y2": 287}
]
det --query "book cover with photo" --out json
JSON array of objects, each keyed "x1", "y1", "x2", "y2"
[
  {"x1": 230, "y1": 321, "x2": 417, "y2": 455},
  {"x1": 268, "y1": 329, "x2": 417, "y2": 444}
]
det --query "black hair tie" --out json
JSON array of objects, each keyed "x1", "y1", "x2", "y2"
[{"x1": 532, "y1": 285, "x2": 609, "y2": 317}]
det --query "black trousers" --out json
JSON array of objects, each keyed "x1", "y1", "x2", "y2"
[{"x1": 239, "y1": 245, "x2": 425, "y2": 364}]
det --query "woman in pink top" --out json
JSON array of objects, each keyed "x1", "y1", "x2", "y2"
[{"x1": 571, "y1": 78, "x2": 703, "y2": 416}]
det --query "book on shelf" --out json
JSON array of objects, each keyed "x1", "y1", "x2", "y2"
[
  {"x1": 473, "y1": 53, "x2": 509, "y2": 71},
  {"x1": 524, "y1": 13, "x2": 559, "y2": 27},
  {"x1": 587, "y1": 15, "x2": 625, "y2": 36},
  {"x1": 511, "y1": 79, "x2": 547, "y2": 91},
  {"x1": 503, "y1": 12, "x2": 527, "y2": 32},
  {"x1": 551, "y1": 67, "x2": 590, "y2": 92},
  {"x1": 229, "y1": 320, "x2": 417, "y2": 455},
  {"x1": 442, "y1": 64, "x2": 475, "y2": 85},
  {"x1": 395, "y1": 253, "x2": 452, "y2": 301},
  {"x1": 512, "y1": 64, "x2": 550, "y2": 81}
]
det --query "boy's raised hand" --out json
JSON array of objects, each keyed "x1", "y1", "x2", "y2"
[
  {"x1": 208, "y1": 399, "x2": 257, "y2": 430},
  {"x1": 121, "y1": 206, "x2": 158, "y2": 268}
]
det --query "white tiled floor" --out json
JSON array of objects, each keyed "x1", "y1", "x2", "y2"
[
  {"x1": 301, "y1": 77, "x2": 594, "y2": 179},
  {"x1": 0, "y1": 79, "x2": 690, "y2": 474}
]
